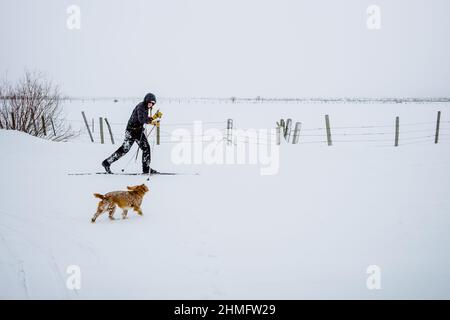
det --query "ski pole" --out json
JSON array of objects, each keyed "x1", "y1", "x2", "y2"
[
  {"x1": 121, "y1": 126, "x2": 147, "y2": 172},
  {"x1": 121, "y1": 143, "x2": 140, "y2": 172},
  {"x1": 134, "y1": 128, "x2": 146, "y2": 161},
  {"x1": 121, "y1": 125, "x2": 156, "y2": 172},
  {"x1": 134, "y1": 124, "x2": 156, "y2": 160}
]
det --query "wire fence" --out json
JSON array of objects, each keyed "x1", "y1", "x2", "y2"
[{"x1": 63, "y1": 111, "x2": 450, "y2": 148}]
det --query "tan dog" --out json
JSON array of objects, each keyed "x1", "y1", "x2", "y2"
[{"x1": 91, "y1": 184, "x2": 149, "y2": 223}]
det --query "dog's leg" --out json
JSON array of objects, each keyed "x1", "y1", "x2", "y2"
[
  {"x1": 133, "y1": 206, "x2": 143, "y2": 216},
  {"x1": 91, "y1": 201, "x2": 107, "y2": 223},
  {"x1": 108, "y1": 205, "x2": 117, "y2": 220},
  {"x1": 122, "y1": 209, "x2": 128, "y2": 219}
]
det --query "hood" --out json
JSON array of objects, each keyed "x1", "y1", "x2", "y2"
[{"x1": 143, "y1": 93, "x2": 156, "y2": 104}]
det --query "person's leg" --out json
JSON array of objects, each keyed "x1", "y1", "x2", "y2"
[
  {"x1": 103, "y1": 130, "x2": 135, "y2": 167},
  {"x1": 136, "y1": 133, "x2": 151, "y2": 173}
]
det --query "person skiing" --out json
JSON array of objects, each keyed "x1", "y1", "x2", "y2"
[{"x1": 101, "y1": 92, "x2": 161, "y2": 174}]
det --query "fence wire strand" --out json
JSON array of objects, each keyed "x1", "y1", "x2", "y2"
[{"x1": 68, "y1": 113, "x2": 450, "y2": 148}]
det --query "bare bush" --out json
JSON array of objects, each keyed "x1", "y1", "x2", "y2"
[{"x1": 0, "y1": 71, "x2": 78, "y2": 141}]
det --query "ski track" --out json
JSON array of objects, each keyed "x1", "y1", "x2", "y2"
[
  {"x1": 0, "y1": 230, "x2": 30, "y2": 298},
  {"x1": 0, "y1": 209, "x2": 98, "y2": 260},
  {"x1": 191, "y1": 214, "x2": 224, "y2": 299},
  {"x1": 0, "y1": 209, "x2": 94, "y2": 298},
  {"x1": 17, "y1": 260, "x2": 30, "y2": 299},
  {"x1": 0, "y1": 222, "x2": 67, "y2": 298}
]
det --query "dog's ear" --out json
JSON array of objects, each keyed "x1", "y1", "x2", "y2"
[
  {"x1": 134, "y1": 184, "x2": 148, "y2": 193},
  {"x1": 127, "y1": 185, "x2": 137, "y2": 191}
]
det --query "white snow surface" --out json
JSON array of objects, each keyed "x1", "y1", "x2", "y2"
[{"x1": 1, "y1": 101, "x2": 450, "y2": 299}]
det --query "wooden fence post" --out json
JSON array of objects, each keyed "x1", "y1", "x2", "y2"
[
  {"x1": 227, "y1": 119, "x2": 233, "y2": 145},
  {"x1": 394, "y1": 116, "x2": 399, "y2": 147},
  {"x1": 11, "y1": 112, "x2": 16, "y2": 130},
  {"x1": 50, "y1": 119, "x2": 56, "y2": 136},
  {"x1": 81, "y1": 111, "x2": 94, "y2": 143},
  {"x1": 435, "y1": 111, "x2": 441, "y2": 144},
  {"x1": 41, "y1": 115, "x2": 46, "y2": 136},
  {"x1": 292, "y1": 122, "x2": 302, "y2": 144},
  {"x1": 156, "y1": 122, "x2": 160, "y2": 145},
  {"x1": 99, "y1": 117, "x2": 104, "y2": 144},
  {"x1": 285, "y1": 118, "x2": 292, "y2": 142},
  {"x1": 104, "y1": 118, "x2": 115, "y2": 144},
  {"x1": 325, "y1": 114, "x2": 332, "y2": 146}
]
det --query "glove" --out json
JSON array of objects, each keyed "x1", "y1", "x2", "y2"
[
  {"x1": 150, "y1": 119, "x2": 160, "y2": 127},
  {"x1": 147, "y1": 110, "x2": 163, "y2": 124},
  {"x1": 154, "y1": 110, "x2": 163, "y2": 119}
]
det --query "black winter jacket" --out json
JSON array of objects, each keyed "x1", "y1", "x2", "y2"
[
  {"x1": 126, "y1": 102, "x2": 150, "y2": 130},
  {"x1": 126, "y1": 93, "x2": 156, "y2": 129}
]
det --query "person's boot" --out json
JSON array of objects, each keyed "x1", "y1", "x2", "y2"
[
  {"x1": 143, "y1": 168, "x2": 158, "y2": 175},
  {"x1": 102, "y1": 160, "x2": 112, "y2": 174}
]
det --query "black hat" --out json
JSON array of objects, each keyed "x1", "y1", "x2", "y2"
[{"x1": 143, "y1": 92, "x2": 156, "y2": 104}]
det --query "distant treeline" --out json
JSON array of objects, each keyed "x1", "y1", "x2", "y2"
[{"x1": 1, "y1": 96, "x2": 450, "y2": 104}]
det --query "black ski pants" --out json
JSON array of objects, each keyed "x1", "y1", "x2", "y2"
[{"x1": 104, "y1": 126, "x2": 151, "y2": 173}]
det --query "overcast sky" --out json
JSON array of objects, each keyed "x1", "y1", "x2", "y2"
[{"x1": 1, "y1": 0, "x2": 449, "y2": 98}]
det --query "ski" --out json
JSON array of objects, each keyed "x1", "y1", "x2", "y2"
[{"x1": 68, "y1": 171, "x2": 198, "y2": 176}]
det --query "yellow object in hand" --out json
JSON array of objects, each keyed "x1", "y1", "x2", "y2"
[
  {"x1": 148, "y1": 110, "x2": 163, "y2": 125},
  {"x1": 154, "y1": 110, "x2": 163, "y2": 119},
  {"x1": 150, "y1": 119, "x2": 160, "y2": 126}
]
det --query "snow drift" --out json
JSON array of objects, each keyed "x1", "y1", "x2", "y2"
[{"x1": 1, "y1": 101, "x2": 450, "y2": 299}]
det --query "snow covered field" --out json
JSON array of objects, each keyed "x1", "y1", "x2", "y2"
[{"x1": 1, "y1": 101, "x2": 450, "y2": 299}]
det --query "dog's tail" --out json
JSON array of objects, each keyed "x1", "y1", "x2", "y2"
[{"x1": 93, "y1": 193, "x2": 105, "y2": 200}]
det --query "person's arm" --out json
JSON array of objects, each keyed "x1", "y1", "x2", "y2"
[{"x1": 137, "y1": 104, "x2": 150, "y2": 125}]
